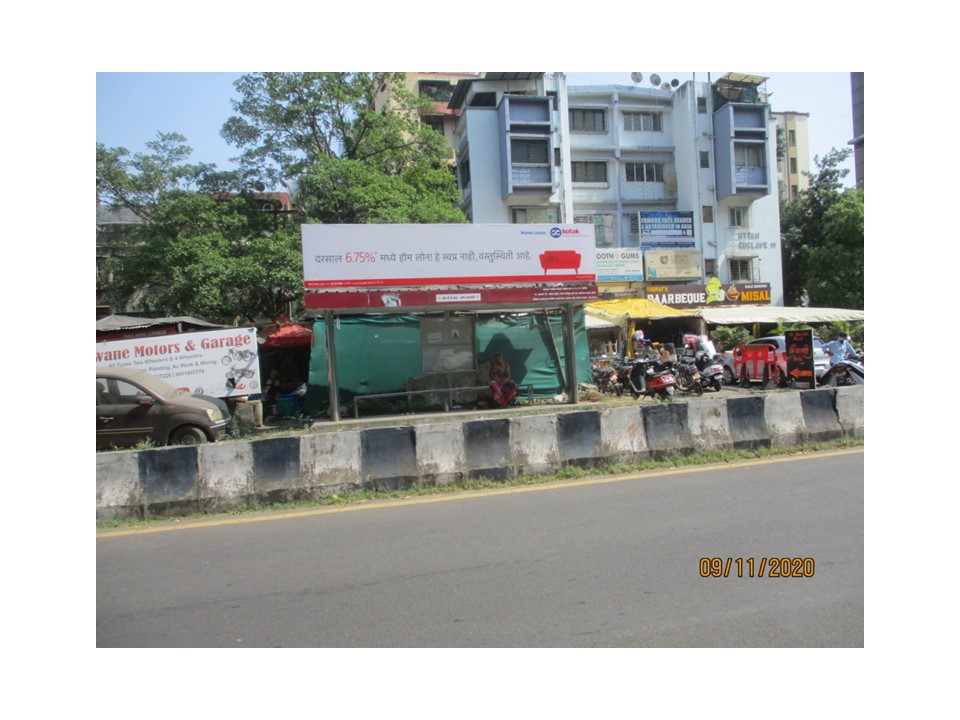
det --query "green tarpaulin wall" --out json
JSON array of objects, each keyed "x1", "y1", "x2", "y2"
[{"x1": 304, "y1": 309, "x2": 591, "y2": 414}]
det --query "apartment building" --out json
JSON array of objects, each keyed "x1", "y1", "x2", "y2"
[
  {"x1": 448, "y1": 72, "x2": 784, "y2": 306},
  {"x1": 372, "y1": 72, "x2": 480, "y2": 156},
  {"x1": 773, "y1": 111, "x2": 811, "y2": 200}
]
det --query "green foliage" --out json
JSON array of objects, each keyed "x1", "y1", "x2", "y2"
[
  {"x1": 709, "y1": 325, "x2": 752, "y2": 351},
  {"x1": 295, "y1": 156, "x2": 465, "y2": 225},
  {"x1": 97, "y1": 132, "x2": 238, "y2": 221},
  {"x1": 98, "y1": 73, "x2": 469, "y2": 320},
  {"x1": 779, "y1": 149, "x2": 862, "y2": 309},
  {"x1": 104, "y1": 192, "x2": 304, "y2": 323},
  {"x1": 221, "y1": 72, "x2": 450, "y2": 184}
]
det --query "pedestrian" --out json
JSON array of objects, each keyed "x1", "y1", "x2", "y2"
[{"x1": 489, "y1": 353, "x2": 517, "y2": 407}]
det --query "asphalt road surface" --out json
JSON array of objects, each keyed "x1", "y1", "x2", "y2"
[{"x1": 97, "y1": 448, "x2": 863, "y2": 647}]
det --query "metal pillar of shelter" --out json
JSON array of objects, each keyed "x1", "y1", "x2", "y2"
[{"x1": 324, "y1": 310, "x2": 340, "y2": 422}]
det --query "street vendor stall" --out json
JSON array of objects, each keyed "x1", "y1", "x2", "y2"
[{"x1": 585, "y1": 298, "x2": 702, "y2": 357}]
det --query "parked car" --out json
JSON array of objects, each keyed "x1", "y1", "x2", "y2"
[{"x1": 97, "y1": 366, "x2": 231, "y2": 450}]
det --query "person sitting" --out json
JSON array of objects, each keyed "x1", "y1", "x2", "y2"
[{"x1": 489, "y1": 353, "x2": 518, "y2": 407}]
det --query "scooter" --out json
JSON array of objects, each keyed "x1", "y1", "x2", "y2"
[
  {"x1": 627, "y1": 359, "x2": 676, "y2": 400},
  {"x1": 695, "y1": 352, "x2": 725, "y2": 392}
]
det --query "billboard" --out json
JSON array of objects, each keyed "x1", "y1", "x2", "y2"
[
  {"x1": 640, "y1": 211, "x2": 695, "y2": 247},
  {"x1": 302, "y1": 223, "x2": 597, "y2": 289},
  {"x1": 595, "y1": 248, "x2": 644, "y2": 282},
  {"x1": 95, "y1": 327, "x2": 261, "y2": 398},
  {"x1": 644, "y1": 249, "x2": 702, "y2": 280}
]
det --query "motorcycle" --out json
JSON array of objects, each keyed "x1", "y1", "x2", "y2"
[
  {"x1": 592, "y1": 361, "x2": 622, "y2": 396},
  {"x1": 674, "y1": 357, "x2": 704, "y2": 396}
]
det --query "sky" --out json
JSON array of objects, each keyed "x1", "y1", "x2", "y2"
[{"x1": 96, "y1": 71, "x2": 857, "y2": 187}]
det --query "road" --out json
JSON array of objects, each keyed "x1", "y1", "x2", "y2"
[{"x1": 97, "y1": 449, "x2": 863, "y2": 647}]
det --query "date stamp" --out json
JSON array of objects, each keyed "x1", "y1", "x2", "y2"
[{"x1": 699, "y1": 557, "x2": 815, "y2": 578}]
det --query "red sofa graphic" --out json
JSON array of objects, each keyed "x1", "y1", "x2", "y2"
[{"x1": 539, "y1": 250, "x2": 581, "y2": 274}]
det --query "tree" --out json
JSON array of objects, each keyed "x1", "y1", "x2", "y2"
[
  {"x1": 104, "y1": 192, "x2": 303, "y2": 323},
  {"x1": 220, "y1": 72, "x2": 466, "y2": 224},
  {"x1": 779, "y1": 148, "x2": 860, "y2": 307},
  {"x1": 221, "y1": 72, "x2": 451, "y2": 184},
  {"x1": 804, "y1": 188, "x2": 864, "y2": 309},
  {"x1": 97, "y1": 132, "x2": 235, "y2": 222}
]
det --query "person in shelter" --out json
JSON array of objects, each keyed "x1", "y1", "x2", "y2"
[{"x1": 489, "y1": 352, "x2": 517, "y2": 407}]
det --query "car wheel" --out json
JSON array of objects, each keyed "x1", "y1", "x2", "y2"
[
  {"x1": 170, "y1": 426, "x2": 208, "y2": 445},
  {"x1": 723, "y1": 366, "x2": 734, "y2": 385}
]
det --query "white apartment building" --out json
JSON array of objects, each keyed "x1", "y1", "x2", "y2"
[{"x1": 449, "y1": 72, "x2": 785, "y2": 307}]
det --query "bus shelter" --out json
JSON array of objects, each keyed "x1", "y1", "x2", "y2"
[{"x1": 300, "y1": 224, "x2": 599, "y2": 421}]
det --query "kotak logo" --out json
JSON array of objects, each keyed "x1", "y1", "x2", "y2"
[
  {"x1": 550, "y1": 227, "x2": 582, "y2": 238},
  {"x1": 550, "y1": 227, "x2": 562, "y2": 238}
]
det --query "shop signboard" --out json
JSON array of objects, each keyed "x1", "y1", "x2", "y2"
[
  {"x1": 596, "y1": 247, "x2": 644, "y2": 282},
  {"x1": 639, "y1": 211, "x2": 695, "y2": 247},
  {"x1": 644, "y1": 249, "x2": 702, "y2": 280},
  {"x1": 95, "y1": 327, "x2": 261, "y2": 398},
  {"x1": 644, "y1": 279, "x2": 772, "y2": 308}
]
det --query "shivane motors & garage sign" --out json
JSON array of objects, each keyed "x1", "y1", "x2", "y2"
[
  {"x1": 302, "y1": 223, "x2": 597, "y2": 289},
  {"x1": 645, "y1": 280, "x2": 772, "y2": 308},
  {"x1": 95, "y1": 327, "x2": 261, "y2": 398}
]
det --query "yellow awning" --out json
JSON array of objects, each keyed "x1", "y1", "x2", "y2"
[{"x1": 585, "y1": 298, "x2": 698, "y2": 324}]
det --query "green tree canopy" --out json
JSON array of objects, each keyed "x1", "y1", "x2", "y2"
[
  {"x1": 97, "y1": 132, "x2": 246, "y2": 222},
  {"x1": 780, "y1": 148, "x2": 862, "y2": 308},
  {"x1": 104, "y1": 192, "x2": 303, "y2": 323},
  {"x1": 221, "y1": 72, "x2": 452, "y2": 184}
]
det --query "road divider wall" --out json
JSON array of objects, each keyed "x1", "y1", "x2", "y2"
[{"x1": 96, "y1": 387, "x2": 864, "y2": 521}]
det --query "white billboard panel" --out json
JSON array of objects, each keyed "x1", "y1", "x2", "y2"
[{"x1": 302, "y1": 223, "x2": 597, "y2": 289}]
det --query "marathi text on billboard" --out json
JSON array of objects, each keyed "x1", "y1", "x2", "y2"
[
  {"x1": 301, "y1": 224, "x2": 597, "y2": 289},
  {"x1": 95, "y1": 327, "x2": 261, "y2": 399}
]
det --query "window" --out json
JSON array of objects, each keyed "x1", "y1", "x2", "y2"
[
  {"x1": 625, "y1": 162, "x2": 663, "y2": 183},
  {"x1": 511, "y1": 138, "x2": 549, "y2": 164},
  {"x1": 730, "y1": 258, "x2": 752, "y2": 281},
  {"x1": 702, "y1": 205, "x2": 713, "y2": 223},
  {"x1": 735, "y1": 145, "x2": 765, "y2": 168},
  {"x1": 791, "y1": 184, "x2": 798, "y2": 197},
  {"x1": 789, "y1": 157, "x2": 797, "y2": 174},
  {"x1": 575, "y1": 213, "x2": 615, "y2": 245},
  {"x1": 418, "y1": 80, "x2": 455, "y2": 102},
  {"x1": 729, "y1": 207, "x2": 747, "y2": 227},
  {"x1": 570, "y1": 108, "x2": 606, "y2": 132},
  {"x1": 704, "y1": 258, "x2": 716, "y2": 275},
  {"x1": 623, "y1": 111, "x2": 662, "y2": 132},
  {"x1": 458, "y1": 154, "x2": 471, "y2": 190},
  {"x1": 697, "y1": 97, "x2": 707, "y2": 113},
  {"x1": 513, "y1": 207, "x2": 560, "y2": 224},
  {"x1": 572, "y1": 161, "x2": 607, "y2": 183},
  {"x1": 700, "y1": 151, "x2": 710, "y2": 169},
  {"x1": 424, "y1": 117, "x2": 445, "y2": 136},
  {"x1": 788, "y1": 129, "x2": 796, "y2": 147}
]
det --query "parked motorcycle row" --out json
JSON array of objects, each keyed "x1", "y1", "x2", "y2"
[{"x1": 591, "y1": 335, "x2": 726, "y2": 401}]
